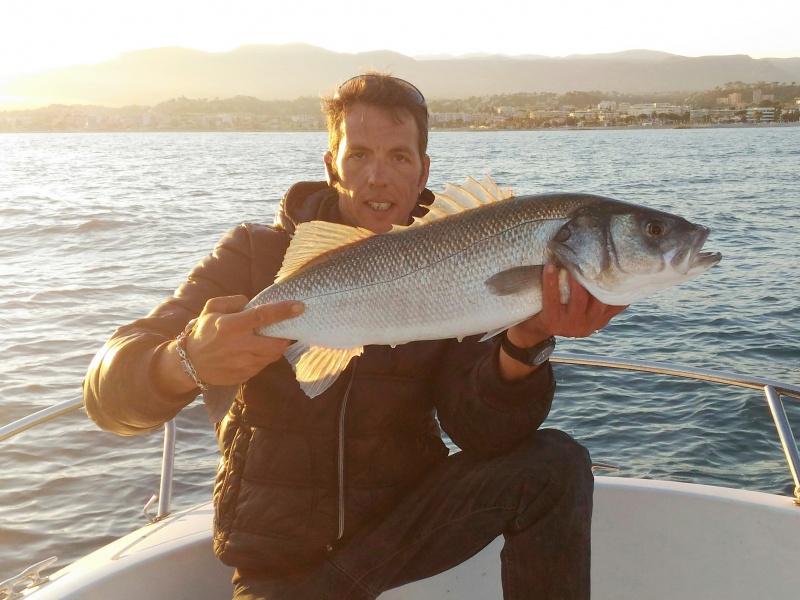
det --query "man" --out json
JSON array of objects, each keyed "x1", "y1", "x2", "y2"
[{"x1": 84, "y1": 73, "x2": 624, "y2": 599}]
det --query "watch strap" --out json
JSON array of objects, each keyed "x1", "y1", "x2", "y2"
[{"x1": 500, "y1": 331, "x2": 556, "y2": 367}]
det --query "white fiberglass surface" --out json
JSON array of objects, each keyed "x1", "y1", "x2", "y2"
[{"x1": 22, "y1": 478, "x2": 800, "y2": 600}]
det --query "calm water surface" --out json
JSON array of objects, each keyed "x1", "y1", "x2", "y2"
[{"x1": 1, "y1": 127, "x2": 799, "y2": 579}]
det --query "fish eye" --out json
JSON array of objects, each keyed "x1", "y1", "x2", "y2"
[{"x1": 646, "y1": 220, "x2": 667, "y2": 238}]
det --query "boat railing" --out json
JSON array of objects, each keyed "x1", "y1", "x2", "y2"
[
  {"x1": 0, "y1": 398, "x2": 176, "y2": 524},
  {"x1": 2, "y1": 353, "x2": 799, "y2": 525},
  {"x1": 549, "y1": 354, "x2": 800, "y2": 504}
]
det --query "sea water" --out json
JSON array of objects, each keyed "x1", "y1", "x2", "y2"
[{"x1": 1, "y1": 127, "x2": 799, "y2": 579}]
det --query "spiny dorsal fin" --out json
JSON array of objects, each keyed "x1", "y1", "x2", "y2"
[
  {"x1": 397, "y1": 175, "x2": 514, "y2": 230},
  {"x1": 275, "y1": 221, "x2": 374, "y2": 282}
]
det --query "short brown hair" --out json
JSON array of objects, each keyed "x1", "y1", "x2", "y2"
[{"x1": 321, "y1": 72, "x2": 429, "y2": 169}]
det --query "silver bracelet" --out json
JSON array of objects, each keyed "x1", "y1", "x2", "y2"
[{"x1": 175, "y1": 330, "x2": 209, "y2": 391}]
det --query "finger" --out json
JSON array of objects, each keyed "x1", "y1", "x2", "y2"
[
  {"x1": 203, "y1": 295, "x2": 250, "y2": 315},
  {"x1": 586, "y1": 302, "x2": 627, "y2": 335},
  {"x1": 240, "y1": 300, "x2": 305, "y2": 330},
  {"x1": 540, "y1": 264, "x2": 562, "y2": 312},
  {"x1": 564, "y1": 272, "x2": 590, "y2": 317},
  {"x1": 247, "y1": 337, "x2": 293, "y2": 359}
]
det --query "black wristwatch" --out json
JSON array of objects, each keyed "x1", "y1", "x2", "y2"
[{"x1": 500, "y1": 331, "x2": 556, "y2": 367}]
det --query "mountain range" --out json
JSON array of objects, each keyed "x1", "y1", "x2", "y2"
[{"x1": 4, "y1": 44, "x2": 800, "y2": 108}]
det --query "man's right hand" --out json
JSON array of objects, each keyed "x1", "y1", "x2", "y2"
[{"x1": 155, "y1": 295, "x2": 304, "y2": 395}]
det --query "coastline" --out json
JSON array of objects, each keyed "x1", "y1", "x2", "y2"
[
  {"x1": 2, "y1": 122, "x2": 798, "y2": 134},
  {"x1": 432, "y1": 122, "x2": 800, "y2": 132}
]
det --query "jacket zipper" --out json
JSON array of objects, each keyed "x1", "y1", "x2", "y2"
[{"x1": 336, "y1": 359, "x2": 358, "y2": 540}]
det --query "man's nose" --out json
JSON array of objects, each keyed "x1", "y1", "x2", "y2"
[{"x1": 367, "y1": 158, "x2": 390, "y2": 187}]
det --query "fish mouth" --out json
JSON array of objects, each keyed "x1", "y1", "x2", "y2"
[
  {"x1": 693, "y1": 251, "x2": 722, "y2": 270},
  {"x1": 673, "y1": 226, "x2": 722, "y2": 275}
]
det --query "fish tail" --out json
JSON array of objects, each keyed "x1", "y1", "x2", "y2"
[{"x1": 202, "y1": 384, "x2": 240, "y2": 423}]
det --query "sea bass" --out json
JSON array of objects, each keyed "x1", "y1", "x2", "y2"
[{"x1": 203, "y1": 175, "x2": 720, "y2": 421}]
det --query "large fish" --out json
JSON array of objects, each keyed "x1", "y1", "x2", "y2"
[{"x1": 203, "y1": 175, "x2": 721, "y2": 421}]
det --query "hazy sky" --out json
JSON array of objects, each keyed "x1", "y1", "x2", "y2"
[{"x1": 2, "y1": 0, "x2": 797, "y2": 83}]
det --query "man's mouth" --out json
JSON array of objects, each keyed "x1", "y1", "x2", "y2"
[{"x1": 367, "y1": 201, "x2": 392, "y2": 211}]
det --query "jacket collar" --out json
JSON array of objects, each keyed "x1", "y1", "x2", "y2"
[{"x1": 273, "y1": 181, "x2": 436, "y2": 236}]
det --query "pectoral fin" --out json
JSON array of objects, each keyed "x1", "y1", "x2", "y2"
[
  {"x1": 285, "y1": 342, "x2": 364, "y2": 398},
  {"x1": 485, "y1": 266, "x2": 544, "y2": 296}
]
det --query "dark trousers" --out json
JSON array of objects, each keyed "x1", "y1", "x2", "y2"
[{"x1": 233, "y1": 429, "x2": 593, "y2": 600}]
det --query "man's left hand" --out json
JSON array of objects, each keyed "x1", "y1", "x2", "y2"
[{"x1": 498, "y1": 264, "x2": 627, "y2": 380}]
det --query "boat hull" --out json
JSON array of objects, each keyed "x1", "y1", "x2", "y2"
[{"x1": 21, "y1": 477, "x2": 800, "y2": 599}]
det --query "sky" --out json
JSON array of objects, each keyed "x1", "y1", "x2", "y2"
[{"x1": 1, "y1": 0, "x2": 798, "y2": 84}]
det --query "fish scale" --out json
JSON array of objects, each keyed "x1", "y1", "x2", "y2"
[{"x1": 253, "y1": 195, "x2": 593, "y2": 347}]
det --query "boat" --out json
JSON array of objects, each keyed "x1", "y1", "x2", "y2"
[{"x1": 2, "y1": 354, "x2": 799, "y2": 600}]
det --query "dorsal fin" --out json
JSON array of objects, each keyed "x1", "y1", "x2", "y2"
[
  {"x1": 275, "y1": 221, "x2": 374, "y2": 282},
  {"x1": 397, "y1": 175, "x2": 514, "y2": 230}
]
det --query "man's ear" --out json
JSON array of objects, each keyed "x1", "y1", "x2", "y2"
[
  {"x1": 418, "y1": 154, "x2": 431, "y2": 194},
  {"x1": 323, "y1": 152, "x2": 338, "y2": 185}
]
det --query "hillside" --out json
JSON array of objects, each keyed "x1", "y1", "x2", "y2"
[{"x1": 3, "y1": 44, "x2": 800, "y2": 108}]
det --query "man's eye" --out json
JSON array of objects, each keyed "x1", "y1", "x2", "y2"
[{"x1": 394, "y1": 154, "x2": 409, "y2": 162}]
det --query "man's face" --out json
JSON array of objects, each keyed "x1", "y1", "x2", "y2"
[{"x1": 326, "y1": 103, "x2": 430, "y2": 234}]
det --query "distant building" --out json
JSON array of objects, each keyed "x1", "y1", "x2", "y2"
[
  {"x1": 290, "y1": 114, "x2": 321, "y2": 129},
  {"x1": 430, "y1": 112, "x2": 474, "y2": 125},
  {"x1": 657, "y1": 105, "x2": 687, "y2": 116},
  {"x1": 746, "y1": 107, "x2": 775, "y2": 122},
  {"x1": 752, "y1": 89, "x2": 775, "y2": 104},
  {"x1": 690, "y1": 108, "x2": 739, "y2": 123},
  {"x1": 629, "y1": 104, "x2": 654, "y2": 117},
  {"x1": 571, "y1": 109, "x2": 599, "y2": 121},
  {"x1": 529, "y1": 110, "x2": 569, "y2": 119}
]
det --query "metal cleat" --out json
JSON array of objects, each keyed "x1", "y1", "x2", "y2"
[{"x1": 0, "y1": 557, "x2": 57, "y2": 600}]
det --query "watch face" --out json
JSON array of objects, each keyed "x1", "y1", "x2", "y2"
[
  {"x1": 534, "y1": 344, "x2": 556, "y2": 365},
  {"x1": 500, "y1": 332, "x2": 555, "y2": 367}
]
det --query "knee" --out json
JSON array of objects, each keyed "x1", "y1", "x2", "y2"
[
  {"x1": 513, "y1": 429, "x2": 593, "y2": 487},
  {"x1": 521, "y1": 428, "x2": 590, "y2": 463},
  {"x1": 494, "y1": 429, "x2": 594, "y2": 534}
]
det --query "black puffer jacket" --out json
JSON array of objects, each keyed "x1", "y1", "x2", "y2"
[{"x1": 84, "y1": 182, "x2": 556, "y2": 573}]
